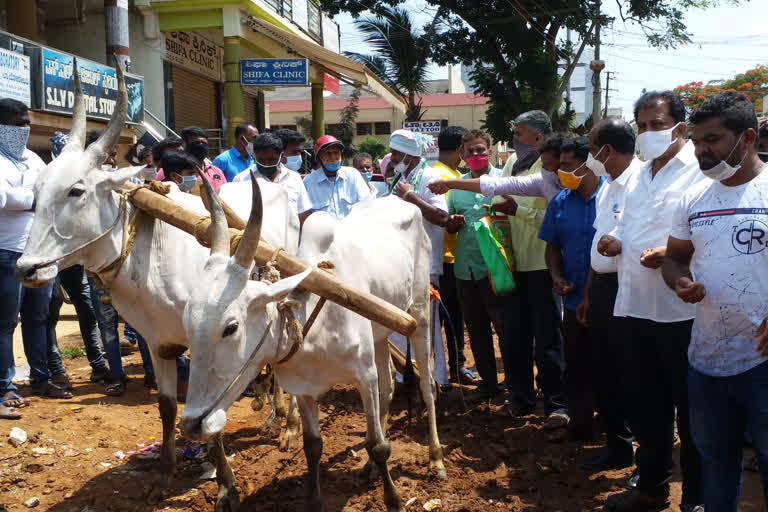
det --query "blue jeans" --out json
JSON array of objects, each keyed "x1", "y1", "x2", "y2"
[
  {"x1": 689, "y1": 361, "x2": 768, "y2": 510},
  {"x1": 0, "y1": 249, "x2": 53, "y2": 392},
  {"x1": 89, "y1": 282, "x2": 124, "y2": 379},
  {"x1": 136, "y1": 332, "x2": 189, "y2": 382},
  {"x1": 47, "y1": 266, "x2": 108, "y2": 376}
]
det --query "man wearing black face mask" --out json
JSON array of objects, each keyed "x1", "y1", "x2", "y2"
[
  {"x1": 232, "y1": 133, "x2": 311, "y2": 223},
  {"x1": 179, "y1": 126, "x2": 227, "y2": 191}
]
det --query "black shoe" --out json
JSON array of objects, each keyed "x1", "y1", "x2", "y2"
[
  {"x1": 625, "y1": 468, "x2": 640, "y2": 489},
  {"x1": 605, "y1": 488, "x2": 670, "y2": 512},
  {"x1": 582, "y1": 448, "x2": 634, "y2": 471}
]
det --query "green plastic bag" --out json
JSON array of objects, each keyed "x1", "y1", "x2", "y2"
[{"x1": 473, "y1": 208, "x2": 516, "y2": 296}]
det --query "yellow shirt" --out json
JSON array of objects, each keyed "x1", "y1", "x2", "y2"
[
  {"x1": 432, "y1": 160, "x2": 461, "y2": 264},
  {"x1": 491, "y1": 158, "x2": 549, "y2": 272}
]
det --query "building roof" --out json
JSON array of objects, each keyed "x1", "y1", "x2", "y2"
[{"x1": 267, "y1": 93, "x2": 488, "y2": 113}]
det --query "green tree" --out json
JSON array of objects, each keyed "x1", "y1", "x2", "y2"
[
  {"x1": 344, "y1": 5, "x2": 431, "y2": 121},
  {"x1": 320, "y1": 0, "x2": 742, "y2": 143},
  {"x1": 357, "y1": 136, "x2": 389, "y2": 161}
]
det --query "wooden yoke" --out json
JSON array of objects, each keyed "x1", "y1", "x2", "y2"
[{"x1": 127, "y1": 186, "x2": 418, "y2": 337}]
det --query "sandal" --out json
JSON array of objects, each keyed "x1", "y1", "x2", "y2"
[
  {"x1": 104, "y1": 376, "x2": 128, "y2": 397},
  {"x1": 2, "y1": 392, "x2": 31, "y2": 408},
  {"x1": 0, "y1": 405, "x2": 21, "y2": 419},
  {"x1": 50, "y1": 374, "x2": 74, "y2": 391},
  {"x1": 458, "y1": 368, "x2": 481, "y2": 386},
  {"x1": 31, "y1": 383, "x2": 73, "y2": 399},
  {"x1": 543, "y1": 408, "x2": 570, "y2": 430}
]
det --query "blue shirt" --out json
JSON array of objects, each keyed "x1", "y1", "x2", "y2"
[
  {"x1": 538, "y1": 177, "x2": 605, "y2": 311},
  {"x1": 212, "y1": 147, "x2": 253, "y2": 182},
  {"x1": 302, "y1": 166, "x2": 373, "y2": 219}
]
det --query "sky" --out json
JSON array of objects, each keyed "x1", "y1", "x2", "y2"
[{"x1": 333, "y1": 0, "x2": 768, "y2": 120}]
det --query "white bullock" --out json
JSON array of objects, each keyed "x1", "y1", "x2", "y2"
[
  {"x1": 179, "y1": 175, "x2": 446, "y2": 512},
  {"x1": 14, "y1": 63, "x2": 298, "y2": 511}
]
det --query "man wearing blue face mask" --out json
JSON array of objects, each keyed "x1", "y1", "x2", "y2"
[
  {"x1": 302, "y1": 134, "x2": 372, "y2": 220},
  {"x1": 352, "y1": 152, "x2": 379, "y2": 196},
  {"x1": 274, "y1": 129, "x2": 306, "y2": 173},
  {"x1": 212, "y1": 123, "x2": 258, "y2": 182},
  {"x1": 232, "y1": 133, "x2": 311, "y2": 222}
]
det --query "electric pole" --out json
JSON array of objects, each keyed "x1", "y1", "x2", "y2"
[
  {"x1": 603, "y1": 71, "x2": 613, "y2": 117},
  {"x1": 590, "y1": 0, "x2": 604, "y2": 124}
]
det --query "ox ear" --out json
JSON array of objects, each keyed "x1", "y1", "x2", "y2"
[
  {"x1": 97, "y1": 166, "x2": 144, "y2": 192},
  {"x1": 248, "y1": 268, "x2": 312, "y2": 307}
]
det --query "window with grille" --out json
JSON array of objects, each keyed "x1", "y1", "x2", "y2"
[
  {"x1": 307, "y1": 1, "x2": 322, "y2": 41},
  {"x1": 263, "y1": 0, "x2": 292, "y2": 19},
  {"x1": 374, "y1": 122, "x2": 391, "y2": 135},
  {"x1": 356, "y1": 123, "x2": 373, "y2": 136}
]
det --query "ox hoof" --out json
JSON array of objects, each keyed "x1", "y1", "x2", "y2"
[
  {"x1": 362, "y1": 460, "x2": 380, "y2": 482},
  {"x1": 279, "y1": 430, "x2": 300, "y2": 452},
  {"x1": 215, "y1": 486, "x2": 240, "y2": 512},
  {"x1": 429, "y1": 462, "x2": 447, "y2": 480}
]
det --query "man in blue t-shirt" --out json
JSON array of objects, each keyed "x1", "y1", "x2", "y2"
[
  {"x1": 212, "y1": 123, "x2": 258, "y2": 181},
  {"x1": 538, "y1": 136, "x2": 605, "y2": 441}
]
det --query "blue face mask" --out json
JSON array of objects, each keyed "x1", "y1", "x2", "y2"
[
  {"x1": 178, "y1": 175, "x2": 197, "y2": 192},
  {"x1": 360, "y1": 171, "x2": 373, "y2": 183},
  {"x1": 284, "y1": 155, "x2": 303, "y2": 172},
  {"x1": 322, "y1": 159, "x2": 342, "y2": 173}
]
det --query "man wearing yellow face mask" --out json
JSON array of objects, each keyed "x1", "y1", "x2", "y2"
[{"x1": 538, "y1": 136, "x2": 606, "y2": 441}]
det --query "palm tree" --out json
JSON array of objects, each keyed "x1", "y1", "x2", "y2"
[{"x1": 345, "y1": 6, "x2": 430, "y2": 122}]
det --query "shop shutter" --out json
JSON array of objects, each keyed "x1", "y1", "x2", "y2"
[
  {"x1": 243, "y1": 92, "x2": 257, "y2": 126},
  {"x1": 171, "y1": 66, "x2": 218, "y2": 134}
]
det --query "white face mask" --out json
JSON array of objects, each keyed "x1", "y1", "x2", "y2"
[
  {"x1": 700, "y1": 132, "x2": 746, "y2": 182},
  {"x1": 0, "y1": 124, "x2": 30, "y2": 161},
  {"x1": 245, "y1": 141, "x2": 255, "y2": 159},
  {"x1": 636, "y1": 122, "x2": 682, "y2": 161},
  {"x1": 393, "y1": 157, "x2": 411, "y2": 176},
  {"x1": 586, "y1": 146, "x2": 608, "y2": 177},
  {"x1": 101, "y1": 164, "x2": 117, "y2": 172},
  {"x1": 141, "y1": 168, "x2": 158, "y2": 181},
  {"x1": 284, "y1": 155, "x2": 302, "y2": 172}
]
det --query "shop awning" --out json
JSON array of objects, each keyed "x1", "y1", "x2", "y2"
[{"x1": 241, "y1": 14, "x2": 407, "y2": 113}]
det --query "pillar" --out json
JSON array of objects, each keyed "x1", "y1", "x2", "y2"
[
  {"x1": 105, "y1": 0, "x2": 131, "y2": 69},
  {"x1": 224, "y1": 36, "x2": 244, "y2": 147},
  {"x1": 311, "y1": 81, "x2": 324, "y2": 139}
]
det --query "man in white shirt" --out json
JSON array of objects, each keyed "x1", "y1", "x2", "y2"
[
  {"x1": 389, "y1": 129, "x2": 457, "y2": 387},
  {"x1": 663, "y1": 92, "x2": 768, "y2": 511},
  {"x1": 0, "y1": 99, "x2": 72, "y2": 419},
  {"x1": 232, "y1": 133, "x2": 312, "y2": 222},
  {"x1": 577, "y1": 118, "x2": 640, "y2": 472},
  {"x1": 601, "y1": 91, "x2": 704, "y2": 512},
  {"x1": 302, "y1": 135, "x2": 372, "y2": 219}
]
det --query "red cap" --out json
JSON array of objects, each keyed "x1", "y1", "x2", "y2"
[{"x1": 313, "y1": 135, "x2": 344, "y2": 157}]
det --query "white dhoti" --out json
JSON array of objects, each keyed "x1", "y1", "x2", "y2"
[{"x1": 390, "y1": 276, "x2": 449, "y2": 386}]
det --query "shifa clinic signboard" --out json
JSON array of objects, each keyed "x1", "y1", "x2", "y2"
[
  {"x1": 0, "y1": 48, "x2": 30, "y2": 106},
  {"x1": 41, "y1": 48, "x2": 144, "y2": 124},
  {"x1": 240, "y1": 59, "x2": 309, "y2": 86}
]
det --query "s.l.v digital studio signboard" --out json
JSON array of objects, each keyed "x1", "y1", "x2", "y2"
[
  {"x1": 240, "y1": 58, "x2": 309, "y2": 86},
  {"x1": 41, "y1": 48, "x2": 144, "y2": 124}
]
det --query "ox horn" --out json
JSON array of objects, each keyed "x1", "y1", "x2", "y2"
[
  {"x1": 197, "y1": 168, "x2": 230, "y2": 257},
  {"x1": 62, "y1": 58, "x2": 86, "y2": 153},
  {"x1": 233, "y1": 171, "x2": 263, "y2": 270},
  {"x1": 86, "y1": 56, "x2": 127, "y2": 163}
]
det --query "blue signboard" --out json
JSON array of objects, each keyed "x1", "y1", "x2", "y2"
[
  {"x1": 240, "y1": 58, "x2": 308, "y2": 86},
  {"x1": 41, "y1": 48, "x2": 144, "y2": 124}
]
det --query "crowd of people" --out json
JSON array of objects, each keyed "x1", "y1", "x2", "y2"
[{"x1": 1, "y1": 86, "x2": 768, "y2": 512}]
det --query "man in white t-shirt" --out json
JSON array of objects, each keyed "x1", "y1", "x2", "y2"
[
  {"x1": 663, "y1": 91, "x2": 768, "y2": 511},
  {"x1": 231, "y1": 133, "x2": 312, "y2": 222}
]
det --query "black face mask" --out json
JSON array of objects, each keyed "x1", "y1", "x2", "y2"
[{"x1": 186, "y1": 142, "x2": 209, "y2": 161}]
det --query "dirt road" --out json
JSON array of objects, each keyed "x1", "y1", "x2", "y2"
[{"x1": 1, "y1": 311, "x2": 763, "y2": 511}]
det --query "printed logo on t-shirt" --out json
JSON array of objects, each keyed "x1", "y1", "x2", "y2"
[{"x1": 732, "y1": 219, "x2": 768, "y2": 254}]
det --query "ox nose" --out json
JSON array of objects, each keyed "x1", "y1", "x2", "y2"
[{"x1": 14, "y1": 260, "x2": 57, "y2": 287}]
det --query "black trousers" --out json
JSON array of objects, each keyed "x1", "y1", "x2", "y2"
[
  {"x1": 439, "y1": 262, "x2": 465, "y2": 380},
  {"x1": 625, "y1": 316, "x2": 702, "y2": 504},
  {"x1": 563, "y1": 309, "x2": 595, "y2": 436},
  {"x1": 588, "y1": 273, "x2": 633, "y2": 456},
  {"x1": 455, "y1": 277, "x2": 509, "y2": 393},
  {"x1": 504, "y1": 270, "x2": 565, "y2": 414}
]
